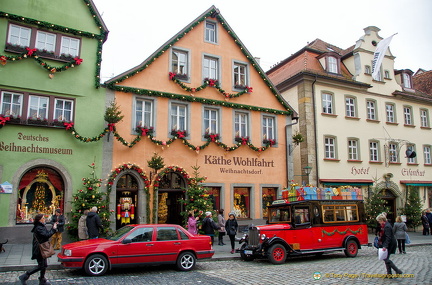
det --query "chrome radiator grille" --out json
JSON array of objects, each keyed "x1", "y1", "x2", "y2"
[{"x1": 248, "y1": 227, "x2": 260, "y2": 246}]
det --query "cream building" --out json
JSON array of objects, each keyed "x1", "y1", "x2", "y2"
[{"x1": 267, "y1": 26, "x2": 432, "y2": 222}]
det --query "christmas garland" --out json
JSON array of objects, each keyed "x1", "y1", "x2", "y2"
[
  {"x1": 321, "y1": 227, "x2": 363, "y2": 237},
  {"x1": 106, "y1": 163, "x2": 151, "y2": 223}
]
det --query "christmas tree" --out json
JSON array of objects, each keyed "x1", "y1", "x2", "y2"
[
  {"x1": 147, "y1": 152, "x2": 165, "y2": 173},
  {"x1": 364, "y1": 186, "x2": 389, "y2": 229},
  {"x1": 104, "y1": 100, "x2": 124, "y2": 124},
  {"x1": 68, "y1": 162, "x2": 112, "y2": 240},
  {"x1": 178, "y1": 164, "x2": 214, "y2": 228},
  {"x1": 403, "y1": 186, "x2": 422, "y2": 229}
]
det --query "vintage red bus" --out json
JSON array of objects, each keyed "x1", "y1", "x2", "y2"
[{"x1": 237, "y1": 199, "x2": 369, "y2": 264}]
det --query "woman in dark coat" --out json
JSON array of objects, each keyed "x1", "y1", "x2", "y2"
[
  {"x1": 19, "y1": 214, "x2": 58, "y2": 285},
  {"x1": 225, "y1": 212, "x2": 238, "y2": 254},
  {"x1": 376, "y1": 213, "x2": 402, "y2": 277}
]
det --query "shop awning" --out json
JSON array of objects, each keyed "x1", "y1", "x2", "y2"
[
  {"x1": 319, "y1": 179, "x2": 373, "y2": 186},
  {"x1": 400, "y1": 180, "x2": 432, "y2": 186}
]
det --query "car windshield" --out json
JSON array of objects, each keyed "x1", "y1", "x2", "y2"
[{"x1": 108, "y1": 226, "x2": 134, "y2": 241}]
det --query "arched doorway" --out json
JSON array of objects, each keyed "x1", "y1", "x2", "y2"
[
  {"x1": 115, "y1": 174, "x2": 138, "y2": 229},
  {"x1": 17, "y1": 168, "x2": 64, "y2": 224},
  {"x1": 379, "y1": 189, "x2": 397, "y2": 224},
  {"x1": 157, "y1": 171, "x2": 187, "y2": 225}
]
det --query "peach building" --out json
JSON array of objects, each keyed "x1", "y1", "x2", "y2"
[{"x1": 104, "y1": 6, "x2": 297, "y2": 228}]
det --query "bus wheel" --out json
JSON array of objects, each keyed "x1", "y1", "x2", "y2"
[
  {"x1": 268, "y1": 244, "x2": 286, "y2": 264},
  {"x1": 344, "y1": 240, "x2": 358, "y2": 257}
]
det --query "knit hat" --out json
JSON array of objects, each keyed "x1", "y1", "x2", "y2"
[{"x1": 205, "y1": 211, "x2": 212, "y2": 216}]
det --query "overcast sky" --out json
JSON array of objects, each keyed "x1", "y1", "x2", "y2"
[{"x1": 92, "y1": 0, "x2": 432, "y2": 82}]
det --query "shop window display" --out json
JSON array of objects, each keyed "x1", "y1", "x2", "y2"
[{"x1": 233, "y1": 188, "x2": 250, "y2": 218}]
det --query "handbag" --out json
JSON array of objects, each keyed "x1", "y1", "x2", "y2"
[
  {"x1": 405, "y1": 232, "x2": 411, "y2": 244},
  {"x1": 378, "y1": 248, "x2": 388, "y2": 260},
  {"x1": 35, "y1": 234, "x2": 55, "y2": 259},
  {"x1": 373, "y1": 236, "x2": 380, "y2": 249}
]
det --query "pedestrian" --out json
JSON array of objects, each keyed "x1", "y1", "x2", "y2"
[
  {"x1": 202, "y1": 211, "x2": 219, "y2": 245},
  {"x1": 187, "y1": 211, "x2": 199, "y2": 235},
  {"x1": 225, "y1": 212, "x2": 238, "y2": 254},
  {"x1": 19, "y1": 213, "x2": 58, "y2": 285},
  {"x1": 376, "y1": 213, "x2": 402, "y2": 277},
  {"x1": 421, "y1": 211, "x2": 430, "y2": 235},
  {"x1": 49, "y1": 209, "x2": 65, "y2": 250},
  {"x1": 217, "y1": 209, "x2": 226, "y2": 246},
  {"x1": 78, "y1": 209, "x2": 89, "y2": 240},
  {"x1": 86, "y1": 206, "x2": 103, "y2": 239},
  {"x1": 393, "y1": 216, "x2": 407, "y2": 254},
  {"x1": 426, "y1": 209, "x2": 432, "y2": 235}
]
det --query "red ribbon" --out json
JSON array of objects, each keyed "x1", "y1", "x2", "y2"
[
  {"x1": 209, "y1": 79, "x2": 216, "y2": 87},
  {"x1": 176, "y1": 131, "x2": 185, "y2": 138},
  {"x1": 0, "y1": 56, "x2": 6, "y2": 65},
  {"x1": 26, "y1": 48, "x2": 37, "y2": 56},
  {"x1": 108, "y1": 123, "x2": 115, "y2": 132},
  {"x1": 74, "y1": 57, "x2": 83, "y2": 65},
  {"x1": 169, "y1": 72, "x2": 177, "y2": 80},
  {"x1": 246, "y1": 86, "x2": 253, "y2": 93},
  {"x1": 210, "y1": 134, "x2": 218, "y2": 142},
  {"x1": 63, "y1": 122, "x2": 74, "y2": 130},
  {"x1": 140, "y1": 128, "x2": 149, "y2": 136},
  {"x1": 0, "y1": 116, "x2": 11, "y2": 126},
  {"x1": 241, "y1": 137, "x2": 248, "y2": 145}
]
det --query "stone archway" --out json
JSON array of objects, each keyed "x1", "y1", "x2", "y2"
[{"x1": 376, "y1": 179, "x2": 401, "y2": 223}]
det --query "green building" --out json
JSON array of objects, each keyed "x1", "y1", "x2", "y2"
[{"x1": 0, "y1": 0, "x2": 109, "y2": 242}]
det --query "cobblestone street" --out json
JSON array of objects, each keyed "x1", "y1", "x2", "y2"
[{"x1": 1, "y1": 245, "x2": 431, "y2": 284}]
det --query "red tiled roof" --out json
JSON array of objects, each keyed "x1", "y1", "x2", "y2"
[{"x1": 413, "y1": 70, "x2": 432, "y2": 96}]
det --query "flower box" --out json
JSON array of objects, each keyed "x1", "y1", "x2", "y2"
[
  {"x1": 27, "y1": 119, "x2": 48, "y2": 126},
  {"x1": 5, "y1": 43, "x2": 27, "y2": 54}
]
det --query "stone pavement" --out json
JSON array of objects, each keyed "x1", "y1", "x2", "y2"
[{"x1": 0, "y1": 229, "x2": 431, "y2": 273}]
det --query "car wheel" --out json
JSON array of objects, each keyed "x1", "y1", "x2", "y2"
[
  {"x1": 268, "y1": 244, "x2": 286, "y2": 264},
  {"x1": 240, "y1": 244, "x2": 255, "y2": 261},
  {"x1": 84, "y1": 254, "x2": 109, "y2": 276},
  {"x1": 176, "y1": 251, "x2": 196, "y2": 271},
  {"x1": 344, "y1": 240, "x2": 358, "y2": 257}
]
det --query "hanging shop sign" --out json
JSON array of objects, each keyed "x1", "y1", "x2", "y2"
[{"x1": 0, "y1": 181, "x2": 13, "y2": 194}]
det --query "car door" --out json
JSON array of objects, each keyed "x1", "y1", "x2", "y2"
[
  {"x1": 153, "y1": 226, "x2": 182, "y2": 262},
  {"x1": 115, "y1": 226, "x2": 155, "y2": 265}
]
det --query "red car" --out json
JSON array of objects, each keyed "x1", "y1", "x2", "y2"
[{"x1": 58, "y1": 224, "x2": 214, "y2": 276}]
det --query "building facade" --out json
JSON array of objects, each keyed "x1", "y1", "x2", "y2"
[
  {"x1": 0, "y1": 0, "x2": 108, "y2": 242},
  {"x1": 105, "y1": 6, "x2": 297, "y2": 229},
  {"x1": 267, "y1": 26, "x2": 432, "y2": 222}
]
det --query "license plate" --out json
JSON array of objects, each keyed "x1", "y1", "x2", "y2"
[{"x1": 244, "y1": 250, "x2": 253, "y2": 255}]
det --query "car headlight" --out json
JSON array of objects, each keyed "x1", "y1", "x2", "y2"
[
  {"x1": 260, "y1": 234, "x2": 266, "y2": 240},
  {"x1": 63, "y1": 249, "x2": 72, "y2": 256}
]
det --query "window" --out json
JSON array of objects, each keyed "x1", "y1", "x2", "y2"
[
  {"x1": 156, "y1": 227, "x2": 178, "y2": 241},
  {"x1": 402, "y1": 73, "x2": 412, "y2": 88},
  {"x1": 128, "y1": 227, "x2": 153, "y2": 243},
  {"x1": 54, "y1": 99, "x2": 73, "y2": 122},
  {"x1": 322, "y1": 93, "x2": 333, "y2": 114},
  {"x1": 204, "y1": 21, "x2": 217, "y2": 43},
  {"x1": 171, "y1": 49, "x2": 189, "y2": 78},
  {"x1": 203, "y1": 56, "x2": 219, "y2": 80},
  {"x1": 348, "y1": 139, "x2": 359, "y2": 160},
  {"x1": 262, "y1": 116, "x2": 275, "y2": 141},
  {"x1": 420, "y1": 109, "x2": 430, "y2": 128},
  {"x1": 389, "y1": 142, "x2": 398, "y2": 163},
  {"x1": 60, "y1": 36, "x2": 80, "y2": 57},
  {"x1": 8, "y1": 24, "x2": 31, "y2": 46},
  {"x1": 366, "y1": 100, "x2": 377, "y2": 120},
  {"x1": 322, "y1": 205, "x2": 359, "y2": 223},
  {"x1": 234, "y1": 111, "x2": 248, "y2": 137},
  {"x1": 28, "y1": 95, "x2": 48, "y2": 120},
  {"x1": 204, "y1": 107, "x2": 219, "y2": 134},
  {"x1": 345, "y1": 97, "x2": 356, "y2": 117},
  {"x1": 233, "y1": 62, "x2": 247, "y2": 87},
  {"x1": 328, "y1": 56, "x2": 338, "y2": 73},
  {"x1": 36, "y1": 31, "x2": 56, "y2": 53},
  {"x1": 403, "y1": 106, "x2": 413, "y2": 125},
  {"x1": 384, "y1": 70, "x2": 391, "y2": 79},
  {"x1": 270, "y1": 208, "x2": 291, "y2": 223},
  {"x1": 407, "y1": 145, "x2": 417, "y2": 164},
  {"x1": 365, "y1": 65, "x2": 371, "y2": 74},
  {"x1": 293, "y1": 207, "x2": 310, "y2": 224},
  {"x1": 0, "y1": 91, "x2": 23, "y2": 117},
  {"x1": 170, "y1": 103, "x2": 187, "y2": 131},
  {"x1": 386, "y1": 103, "x2": 396, "y2": 123},
  {"x1": 135, "y1": 98, "x2": 153, "y2": 127},
  {"x1": 369, "y1": 141, "x2": 380, "y2": 162},
  {"x1": 324, "y1": 137, "x2": 336, "y2": 159},
  {"x1": 424, "y1": 145, "x2": 431, "y2": 165}
]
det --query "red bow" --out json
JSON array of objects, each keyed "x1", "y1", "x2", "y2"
[
  {"x1": 169, "y1": 72, "x2": 177, "y2": 80},
  {"x1": 176, "y1": 131, "x2": 185, "y2": 138},
  {"x1": 140, "y1": 128, "x2": 149, "y2": 136},
  {"x1": 209, "y1": 79, "x2": 216, "y2": 87},
  {"x1": 74, "y1": 57, "x2": 83, "y2": 65},
  {"x1": 0, "y1": 56, "x2": 7, "y2": 65},
  {"x1": 210, "y1": 134, "x2": 218, "y2": 142},
  {"x1": 268, "y1": 139, "x2": 276, "y2": 146},
  {"x1": 241, "y1": 137, "x2": 248, "y2": 145},
  {"x1": 246, "y1": 86, "x2": 253, "y2": 93},
  {"x1": 108, "y1": 123, "x2": 115, "y2": 132},
  {"x1": 63, "y1": 122, "x2": 74, "y2": 130},
  {"x1": 26, "y1": 48, "x2": 37, "y2": 56},
  {"x1": 0, "y1": 116, "x2": 11, "y2": 126}
]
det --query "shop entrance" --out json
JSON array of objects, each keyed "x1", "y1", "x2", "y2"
[
  {"x1": 115, "y1": 174, "x2": 138, "y2": 229},
  {"x1": 157, "y1": 171, "x2": 187, "y2": 225},
  {"x1": 380, "y1": 189, "x2": 397, "y2": 224}
]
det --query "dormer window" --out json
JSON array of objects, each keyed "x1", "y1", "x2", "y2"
[
  {"x1": 328, "y1": 56, "x2": 338, "y2": 73},
  {"x1": 402, "y1": 73, "x2": 412, "y2": 88}
]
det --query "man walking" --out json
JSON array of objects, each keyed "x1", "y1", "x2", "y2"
[
  {"x1": 86, "y1": 206, "x2": 103, "y2": 239},
  {"x1": 50, "y1": 209, "x2": 65, "y2": 250}
]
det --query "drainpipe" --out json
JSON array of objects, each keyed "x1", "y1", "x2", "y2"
[
  {"x1": 311, "y1": 75, "x2": 318, "y2": 186},
  {"x1": 286, "y1": 117, "x2": 299, "y2": 184}
]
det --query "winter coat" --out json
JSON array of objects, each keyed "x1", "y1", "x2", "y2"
[
  {"x1": 187, "y1": 216, "x2": 198, "y2": 235},
  {"x1": 421, "y1": 214, "x2": 430, "y2": 228},
  {"x1": 86, "y1": 211, "x2": 103, "y2": 238},
  {"x1": 426, "y1": 212, "x2": 432, "y2": 224},
  {"x1": 217, "y1": 214, "x2": 226, "y2": 233},
  {"x1": 50, "y1": 214, "x2": 65, "y2": 233},
  {"x1": 202, "y1": 217, "x2": 219, "y2": 235},
  {"x1": 379, "y1": 221, "x2": 397, "y2": 254},
  {"x1": 392, "y1": 222, "x2": 407, "y2": 240},
  {"x1": 31, "y1": 221, "x2": 57, "y2": 260},
  {"x1": 225, "y1": 218, "x2": 238, "y2": 236},
  {"x1": 78, "y1": 214, "x2": 88, "y2": 239}
]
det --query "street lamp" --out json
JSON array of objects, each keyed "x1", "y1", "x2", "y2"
[{"x1": 303, "y1": 165, "x2": 312, "y2": 176}]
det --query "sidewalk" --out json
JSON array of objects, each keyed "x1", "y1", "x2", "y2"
[{"x1": 1, "y1": 230, "x2": 431, "y2": 272}]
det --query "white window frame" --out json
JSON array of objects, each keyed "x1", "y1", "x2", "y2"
[
  {"x1": 366, "y1": 100, "x2": 377, "y2": 120},
  {"x1": 171, "y1": 48, "x2": 189, "y2": 78},
  {"x1": 407, "y1": 145, "x2": 417, "y2": 164},
  {"x1": 135, "y1": 98, "x2": 154, "y2": 128},
  {"x1": 36, "y1": 31, "x2": 56, "y2": 53},
  {"x1": 424, "y1": 145, "x2": 431, "y2": 165},
  {"x1": 203, "y1": 55, "x2": 219, "y2": 80},
  {"x1": 389, "y1": 143, "x2": 398, "y2": 163},
  {"x1": 328, "y1": 56, "x2": 338, "y2": 73},
  {"x1": 234, "y1": 111, "x2": 249, "y2": 138},
  {"x1": 60, "y1": 36, "x2": 80, "y2": 57},
  {"x1": 402, "y1": 73, "x2": 411, "y2": 88},
  {"x1": 170, "y1": 102, "x2": 188, "y2": 132},
  {"x1": 0, "y1": 91, "x2": 23, "y2": 117},
  {"x1": 322, "y1": 93, "x2": 333, "y2": 114},
  {"x1": 386, "y1": 103, "x2": 396, "y2": 123},
  {"x1": 203, "y1": 107, "x2": 219, "y2": 134},
  {"x1": 54, "y1": 98, "x2": 73, "y2": 122},
  {"x1": 403, "y1": 106, "x2": 413, "y2": 125},
  {"x1": 28, "y1": 95, "x2": 49, "y2": 120},
  {"x1": 420, "y1": 109, "x2": 429, "y2": 128},
  {"x1": 345, "y1": 96, "x2": 357, "y2": 117},
  {"x1": 369, "y1": 141, "x2": 380, "y2": 162},
  {"x1": 365, "y1": 65, "x2": 371, "y2": 74},
  {"x1": 233, "y1": 61, "x2": 248, "y2": 88},
  {"x1": 204, "y1": 20, "x2": 217, "y2": 44},
  {"x1": 262, "y1": 115, "x2": 275, "y2": 141},
  {"x1": 324, "y1": 137, "x2": 336, "y2": 159},
  {"x1": 8, "y1": 24, "x2": 31, "y2": 46},
  {"x1": 348, "y1": 139, "x2": 359, "y2": 160}
]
